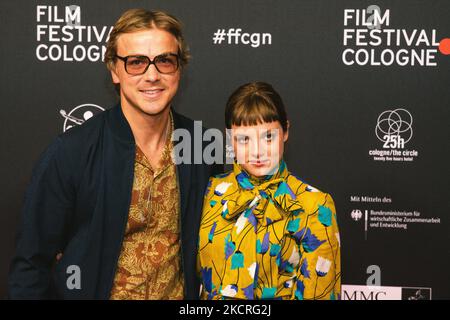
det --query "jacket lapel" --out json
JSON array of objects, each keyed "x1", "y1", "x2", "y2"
[{"x1": 172, "y1": 111, "x2": 192, "y2": 221}]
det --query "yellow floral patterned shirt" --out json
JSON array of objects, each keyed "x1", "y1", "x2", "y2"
[{"x1": 197, "y1": 160, "x2": 341, "y2": 300}]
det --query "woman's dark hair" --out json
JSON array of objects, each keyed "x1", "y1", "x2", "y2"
[{"x1": 225, "y1": 81, "x2": 288, "y2": 132}]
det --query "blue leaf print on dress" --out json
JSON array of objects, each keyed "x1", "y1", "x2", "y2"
[
  {"x1": 270, "y1": 243, "x2": 281, "y2": 257},
  {"x1": 300, "y1": 259, "x2": 310, "y2": 279},
  {"x1": 259, "y1": 232, "x2": 270, "y2": 254},
  {"x1": 287, "y1": 218, "x2": 300, "y2": 233},
  {"x1": 242, "y1": 284, "x2": 254, "y2": 300},
  {"x1": 208, "y1": 222, "x2": 217, "y2": 243},
  {"x1": 295, "y1": 280, "x2": 305, "y2": 300},
  {"x1": 293, "y1": 228, "x2": 307, "y2": 242},
  {"x1": 318, "y1": 205, "x2": 332, "y2": 227},
  {"x1": 247, "y1": 212, "x2": 257, "y2": 232},
  {"x1": 231, "y1": 251, "x2": 244, "y2": 269},
  {"x1": 302, "y1": 229, "x2": 326, "y2": 252},
  {"x1": 201, "y1": 267, "x2": 213, "y2": 292},
  {"x1": 224, "y1": 234, "x2": 236, "y2": 260},
  {"x1": 278, "y1": 258, "x2": 294, "y2": 273},
  {"x1": 236, "y1": 172, "x2": 254, "y2": 190},
  {"x1": 243, "y1": 207, "x2": 253, "y2": 218},
  {"x1": 261, "y1": 287, "x2": 277, "y2": 299},
  {"x1": 274, "y1": 181, "x2": 296, "y2": 199},
  {"x1": 256, "y1": 239, "x2": 262, "y2": 254}
]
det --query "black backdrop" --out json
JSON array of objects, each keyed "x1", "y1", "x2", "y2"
[{"x1": 1, "y1": 0, "x2": 449, "y2": 299}]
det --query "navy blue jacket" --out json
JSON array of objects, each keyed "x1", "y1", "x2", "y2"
[{"x1": 8, "y1": 104, "x2": 222, "y2": 299}]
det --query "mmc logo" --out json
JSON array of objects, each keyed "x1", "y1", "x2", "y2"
[{"x1": 342, "y1": 285, "x2": 431, "y2": 300}]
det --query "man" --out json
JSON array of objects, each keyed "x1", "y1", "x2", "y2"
[{"x1": 8, "y1": 9, "x2": 221, "y2": 299}]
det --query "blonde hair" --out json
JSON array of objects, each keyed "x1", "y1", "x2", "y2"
[{"x1": 104, "y1": 9, "x2": 190, "y2": 71}]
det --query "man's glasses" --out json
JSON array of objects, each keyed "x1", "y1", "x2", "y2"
[{"x1": 115, "y1": 53, "x2": 179, "y2": 75}]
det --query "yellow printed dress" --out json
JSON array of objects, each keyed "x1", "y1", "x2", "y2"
[{"x1": 197, "y1": 160, "x2": 341, "y2": 300}]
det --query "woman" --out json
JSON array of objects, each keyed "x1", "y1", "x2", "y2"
[{"x1": 197, "y1": 81, "x2": 341, "y2": 300}]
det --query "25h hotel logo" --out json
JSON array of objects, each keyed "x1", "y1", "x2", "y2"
[{"x1": 369, "y1": 108, "x2": 419, "y2": 163}]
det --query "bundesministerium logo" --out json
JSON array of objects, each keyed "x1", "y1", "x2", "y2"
[
  {"x1": 369, "y1": 108, "x2": 419, "y2": 162},
  {"x1": 351, "y1": 209, "x2": 363, "y2": 221},
  {"x1": 60, "y1": 103, "x2": 105, "y2": 132}
]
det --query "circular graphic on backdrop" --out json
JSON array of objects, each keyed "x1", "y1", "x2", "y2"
[
  {"x1": 375, "y1": 108, "x2": 413, "y2": 144},
  {"x1": 60, "y1": 103, "x2": 105, "y2": 132}
]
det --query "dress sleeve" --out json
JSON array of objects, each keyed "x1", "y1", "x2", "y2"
[{"x1": 293, "y1": 193, "x2": 341, "y2": 300}]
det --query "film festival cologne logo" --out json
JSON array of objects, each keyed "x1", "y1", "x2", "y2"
[
  {"x1": 36, "y1": 5, "x2": 113, "y2": 62},
  {"x1": 341, "y1": 5, "x2": 450, "y2": 66}
]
